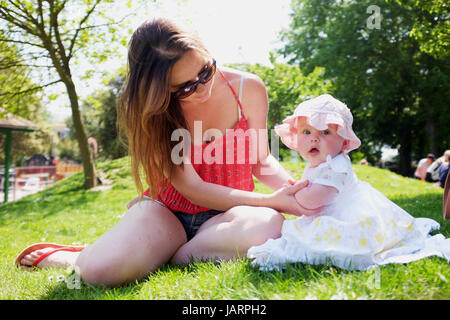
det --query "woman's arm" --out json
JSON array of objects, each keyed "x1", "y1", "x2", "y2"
[
  {"x1": 170, "y1": 161, "x2": 309, "y2": 215},
  {"x1": 240, "y1": 73, "x2": 295, "y2": 190},
  {"x1": 253, "y1": 153, "x2": 294, "y2": 190}
]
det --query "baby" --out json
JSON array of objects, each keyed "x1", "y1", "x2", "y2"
[{"x1": 247, "y1": 94, "x2": 450, "y2": 271}]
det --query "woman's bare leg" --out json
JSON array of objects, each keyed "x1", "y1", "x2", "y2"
[
  {"x1": 75, "y1": 200, "x2": 187, "y2": 287},
  {"x1": 20, "y1": 200, "x2": 187, "y2": 287},
  {"x1": 170, "y1": 206, "x2": 284, "y2": 264}
]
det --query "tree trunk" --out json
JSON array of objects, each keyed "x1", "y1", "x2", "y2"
[
  {"x1": 424, "y1": 100, "x2": 438, "y2": 155},
  {"x1": 398, "y1": 130, "x2": 413, "y2": 177},
  {"x1": 64, "y1": 78, "x2": 97, "y2": 189}
]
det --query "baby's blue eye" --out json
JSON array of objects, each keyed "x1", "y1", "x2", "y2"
[
  {"x1": 303, "y1": 129, "x2": 311, "y2": 134},
  {"x1": 323, "y1": 130, "x2": 330, "y2": 135}
]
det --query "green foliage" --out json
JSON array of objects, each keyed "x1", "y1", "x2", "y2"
[
  {"x1": 0, "y1": 123, "x2": 54, "y2": 165},
  {"x1": 229, "y1": 55, "x2": 332, "y2": 129},
  {"x1": 228, "y1": 56, "x2": 332, "y2": 160},
  {"x1": 65, "y1": 68, "x2": 127, "y2": 160},
  {"x1": 392, "y1": 0, "x2": 450, "y2": 59},
  {"x1": 0, "y1": 33, "x2": 42, "y2": 118},
  {"x1": 0, "y1": 0, "x2": 154, "y2": 189},
  {"x1": 56, "y1": 135, "x2": 81, "y2": 163},
  {"x1": 0, "y1": 37, "x2": 54, "y2": 165},
  {"x1": 280, "y1": 0, "x2": 450, "y2": 175}
]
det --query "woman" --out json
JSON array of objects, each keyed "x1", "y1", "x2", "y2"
[{"x1": 15, "y1": 18, "x2": 308, "y2": 287}]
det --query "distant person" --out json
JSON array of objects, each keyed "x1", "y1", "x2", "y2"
[
  {"x1": 414, "y1": 153, "x2": 435, "y2": 181},
  {"x1": 439, "y1": 150, "x2": 450, "y2": 188},
  {"x1": 359, "y1": 159, "x2": 369, "y2": 166},
  {"x1": 426, "y1": 155, "x2": 444, "y2": 182}
]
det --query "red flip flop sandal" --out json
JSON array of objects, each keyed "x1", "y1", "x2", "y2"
[{"x1": 15, "y1": 242, "x2": 85, "y2": 268}]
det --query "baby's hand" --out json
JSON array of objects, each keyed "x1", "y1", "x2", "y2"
[{"x1": 283, "y1": 179, "x2": 301, "y2": 188}]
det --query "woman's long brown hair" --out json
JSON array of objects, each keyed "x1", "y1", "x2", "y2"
[{"x1": 117, "y1": 18, "x2": 208, "y2": 198}]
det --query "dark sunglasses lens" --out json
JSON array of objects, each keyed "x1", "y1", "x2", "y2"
[
  {"x1": 174, "y1": 60, "x2": 216, "y2": 99},
  {"x1": 200, "y1": 62, "x2": 216, "y2": 83},
  {"x1": 176, "y1": 84, "x2": 195, "y2": 99}
]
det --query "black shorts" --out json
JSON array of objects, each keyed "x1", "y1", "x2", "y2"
[
  {"x1": 147, "y1": 198, "x2": 223, "y2": 241},
  {"x1": 172, "y1": 209, "x2": 223, "y2": 241}
]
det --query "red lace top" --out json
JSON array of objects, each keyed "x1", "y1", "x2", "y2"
[{"x1": 143, "y1": 71, "x2": 255, "y2": 214}]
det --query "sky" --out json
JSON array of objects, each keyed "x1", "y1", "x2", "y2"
[{"x1": 47, "y1": 0, "x2": 293, "y2": 122}]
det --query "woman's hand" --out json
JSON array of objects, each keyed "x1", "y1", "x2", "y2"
[{"x1": 265, "y1": 180, "x2": 314, "y2": 216}]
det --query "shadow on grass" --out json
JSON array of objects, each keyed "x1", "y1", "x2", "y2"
[
  {"x1": 35, "y1": 260, "x2": 340, "y2": 300},
  {"x1": 34, "y1": 253, "x2": 449, "y2": 300},
  {"x1": 3, "y1": 165, "x2": 448, "y2": 299},
  {"x1": 0, "y1": 173, "x2": 103, "y2": 226},
  {"x1": 389, "y1": 192, "x2": 449, "y2": 236},
  {"x1": 39, "y1": 277, "x2": 144, "y2": 300}
]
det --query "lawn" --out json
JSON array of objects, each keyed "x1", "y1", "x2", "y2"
[{"x1": 0, "y1": 157, "x2": 449, "y2": 300}]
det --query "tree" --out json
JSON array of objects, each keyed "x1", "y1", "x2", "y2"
[
  {"x1": 0, "y1": 36, "x2": 55, "y2": 166},
  {"x1": 393, "y1": 0, "x2": 449, "y2": 59},
  {"x1": 280, "y1": 0, "x2": 450, "y2": 175},
  {"x1": 0, "y1": 0, "x2": 145, "y2": 188},
  {"x1": 0, "y1": 32, "x2": 41, "y2": 118},
  {"x1": 76, "y1": 68, "x2": 127, "y2": 160}
]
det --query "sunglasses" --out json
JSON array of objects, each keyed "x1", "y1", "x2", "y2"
[{"x1": 172, "y1": 59, "x2": 216, "y2": 99}]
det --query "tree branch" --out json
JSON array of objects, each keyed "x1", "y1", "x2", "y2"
[
  {"x1": 49, "y1": 0, "x2": 68, "y2": 68},
  {"x1": 0, "y1": 38, "x2": 45, "y2": 48},
  {"x1": 0, "y1": 79, "x2": 62, "y2": 97},
  {"x1": 68, "y1": 0, "x2": 101, "y2": 60},
  {"x1": 4, "y1": 0, "x2": 38, "y2": 26},
  {"x1": 0, "y1": 5, "x2": 39, "y2": 36},
  {"x1": 0, "y1": 61, "x2": 55, "y2": 70}
]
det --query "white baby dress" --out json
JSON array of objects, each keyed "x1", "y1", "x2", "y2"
[{"x1": 247, "y1": 153, "x2": 450, "y2": 271}]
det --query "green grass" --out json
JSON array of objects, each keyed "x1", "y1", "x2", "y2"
[{"x1": 0, "y1": 157, "x2": 449, "y2": 300}]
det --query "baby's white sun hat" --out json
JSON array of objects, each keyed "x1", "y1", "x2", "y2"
[{"x1": 275, "y1": 94, "x2": 361, "y2": 153}]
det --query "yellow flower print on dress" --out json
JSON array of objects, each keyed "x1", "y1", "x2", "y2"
[
  {"x1": 356, "y1": 237, "x2": 368, "y2": 251},
  {"x1": 293, "y1": 222, "x2": 303, "y2": 234},
  {"x1": 358, "y1": 214, "x2": 373, "y2": 228},
  {"x1": 374, "y1": 233, "x2": 385, "y2": 244},
  {"x1": 387, "y1": 218, "x2": 398, "y2": 228},
  {"x1": 313, "y1": 217, "x2": 321, "y2": 229},
  {"x1": 314, "y1": 227, "x2": 341, "y2": 244},
  {"x1": 398, "y1": 220, "x2": 414, "y2": 231}
]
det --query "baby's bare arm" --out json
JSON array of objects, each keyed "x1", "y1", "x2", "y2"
[{"x1": 294, "y1": 183, "x2": 338, "y2": 216}]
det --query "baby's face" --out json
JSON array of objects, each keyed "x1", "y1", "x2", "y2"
[{"x1": 296, "y1": 117, "x2": 346, "y2": 168}]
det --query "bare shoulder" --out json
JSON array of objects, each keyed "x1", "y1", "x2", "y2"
[
  {"x1": 220, "y1": 67, "x2": 266, "y2": 91},
  {"x1": 220, "y1": 67, "x2": 268, "y2": 113}
]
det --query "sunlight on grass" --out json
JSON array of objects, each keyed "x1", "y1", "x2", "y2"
[{"x1": 0, "y1": 157, "x2": 448, "y2": 300}]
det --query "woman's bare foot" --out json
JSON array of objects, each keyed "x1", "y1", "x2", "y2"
[
  {"x1": 17, "y1": 246, "x2": 83, "y2": 269},
  {"x1": 20, "y1": 248, "x2": 81, "y2": 268}
]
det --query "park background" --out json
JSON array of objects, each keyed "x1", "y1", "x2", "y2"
[{"x1": 0, "y1": 0, "x2": 448, "y2": 300}]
